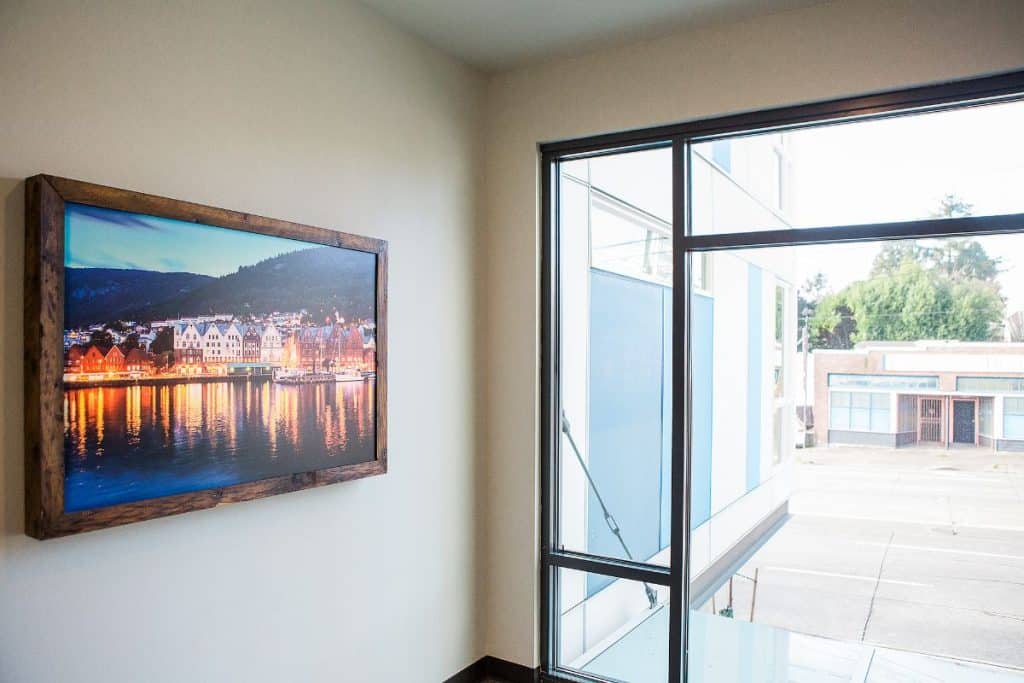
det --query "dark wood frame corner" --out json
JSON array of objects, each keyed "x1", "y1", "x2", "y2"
[{"x1": 24, "y1": 174, "x2": 388, "y2": 539}]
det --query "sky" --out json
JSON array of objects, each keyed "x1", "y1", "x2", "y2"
[
  {"x1": 579, "y1": 97, "x2": 1024, "y2": 313},
  {"x1": 64, "y1": 203, "x2": 313, "y2": 277},
  {"x1": 782, "y1": 99, "x2": 1024, "y2": 311}
]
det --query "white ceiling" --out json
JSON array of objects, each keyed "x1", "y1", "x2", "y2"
[{"x1": 358, "y1": 0, "x2": 826, "y2": 71}]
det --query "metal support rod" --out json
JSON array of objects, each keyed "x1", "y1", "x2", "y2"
[
  {"x1": 750, "y1": 568, "x2": 760, "y2": 622},
  {"x1": 561, "y1": 411, "x2": 659, "y2": 609}
]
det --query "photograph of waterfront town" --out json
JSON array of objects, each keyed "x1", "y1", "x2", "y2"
[{"x1": 62, "y1": 203, "x2": 378, "y2": 512}]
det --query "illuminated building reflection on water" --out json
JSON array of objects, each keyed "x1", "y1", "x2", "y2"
[{"x1": 63, "y1": 379, "x2": 376, "y2": 512}]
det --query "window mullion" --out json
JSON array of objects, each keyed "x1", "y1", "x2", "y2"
[
  {"x1": 668, "y1": 136, "x2": 690, "y2": 683},
  {"x1": 546, "y1": 549, "x2": 673, "y2": 586}
]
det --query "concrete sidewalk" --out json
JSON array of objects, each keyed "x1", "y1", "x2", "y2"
[{"x1": 700, "y1": 446, "x2": 1024, "y2": 671}]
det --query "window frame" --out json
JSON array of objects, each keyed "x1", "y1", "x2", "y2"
[{"x1": 539, "y1": 69, "x2": 1024, "y2": 683}]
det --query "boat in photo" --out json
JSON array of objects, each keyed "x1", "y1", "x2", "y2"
[
  {"x1": 273, "y1": 366, "x2": 366, "y2": 384},
  {"x1": 335, "y1": 368, "x2": 364, "y2": 382}
]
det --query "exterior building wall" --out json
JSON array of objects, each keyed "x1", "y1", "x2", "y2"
[
  {"x1": 827, "y1": 430, "x2": 901, "y2": 447},
  {"x1": 82, "y1": 347, "x2": 105, "y2": 373},
  {"x1": 260, "y1": 324, "x2": 283, "y2": 362},
  {"x1": 222, "y1": 323, "x2": 243, "y2": 360},
  {"x1": 558, "y1": 146, "x2": 798, "y2": 664},
  {"x1": 202, "y1": 325, "x2": 224, "y2": 360},
  {"x1": 815, "y1": 343, "x2": 1024, "y2": 450},
  {"x1": 104, "y1": 347, "x2": 125, "y2": 372}
]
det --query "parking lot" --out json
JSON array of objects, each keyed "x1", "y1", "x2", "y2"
[{"x1": 702, "y1": 446, "x2": 1024, "y2": 671}]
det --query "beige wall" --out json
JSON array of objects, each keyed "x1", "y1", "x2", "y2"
[
  {"x1": 478, "y1": 0, "x2": 1024, "y2": 666},
  {"x1": 0, "y1": 1, "x2": 483, "y2": 682}
]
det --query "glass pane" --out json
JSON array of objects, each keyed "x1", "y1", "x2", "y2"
[
  {"x1": 830, "y1": 404, "x2": 849, "y2": 430},
  {"x1": 1006, "y1": 397, "x2": 1024, "y2": 414},
  {"x1": 831, "y1": 373, "x2": 940, "y2": 390},
  {"x1": 691, "y1": 98, "x2": 1024, "y2": 235},
  {"x1": 959, "y1": 376, "x2": 1024, "y2": 393},
  {"x1": 870, "y1": 408, "x2": 890, "y2": 433},
  {"x1": 557, "y1": 147, "x2": 672, "y2": 566},
  {"x1": 1005, "y1": 415, "x2": 1024, "y2": 438},
  {"x1": 689, "y1": 234, "x2": 1024, "y2": 677},
  {"x1": 555, "y1": 567, "x2": 668, "y2": 682}
]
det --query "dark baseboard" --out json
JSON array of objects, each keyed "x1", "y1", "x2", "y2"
[
  {"x1": 444, "y1": 655, "x2": 536, "y2": 683},
  {"x1": 484, "y1": 656, "x2": 536, "y2": 682},
  {"x1": 445, "y1": 657, "x2": 487, "y2": 683}
]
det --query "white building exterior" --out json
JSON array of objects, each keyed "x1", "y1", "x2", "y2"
[
  {"x1": 201, "y1": 323, "x2": 225, "y2": 360},
  {"x1": 556, "y1": 137, "x2": 799, "y2": 666},
  {"x1": 260, "y1": 324, "x2": 284, "y2": 362}
]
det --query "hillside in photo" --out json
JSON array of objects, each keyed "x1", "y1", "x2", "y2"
[
  {"x1": 65, "y1": 269, "x2": 214, "y2": 328},
  {"x1": 122, "y1": 246, "x2": 375, "y2": 323}
]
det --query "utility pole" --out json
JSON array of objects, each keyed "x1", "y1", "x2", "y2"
[{"x1": 802, "y1": 322, "x2": 810, "y2": 447}]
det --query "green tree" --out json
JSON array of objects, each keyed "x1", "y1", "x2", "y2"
[
  {"x1": 150, "y1": 327, "x2": 174, "y2": 354},
  {"x1": 809, "y1": 259, "x2": 1003, "y2": 348},
  {"x1": 932, "y1": 193, "x2": 973, "y2": 218},
  {"x1": 870, "y1": 242, "x2": 927, "y2": 277},
  {"x1": 871, "y1": 195, "x2": 999, "y2": 281},
  {"x1": 805, "y1": 193, "x2": 1005, "y2": 348},
  {"x1": 149, "y1": 327, "x2": 176, "y2": 369},
  {"x1": 798, "y1": 273, "x2": 828, "y2": 324},
  {"x1": 929, "y1": 238, "x2": 1001, "y2": 281},
  {"x1": 122, "y1": 332, "x2": 141, "y2": 351},
  {"x1": 808, "y1": 291, "x2": 858, "y2": 349},
  {"x1": 871, "y1": 239, "x2": 1000, "y2": 281}
]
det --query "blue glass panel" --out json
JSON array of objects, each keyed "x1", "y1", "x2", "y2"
[{"x1": 588, "y1": 270, "x2": 666, "y2": 593}]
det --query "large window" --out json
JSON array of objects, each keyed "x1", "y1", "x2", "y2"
[
  {"x1": 958, "y1": 376, "x2": 1024, "y2": 393},
  {"x1": 1004, "y1": 398, "x2": 1024, "y2": 439},
  {"x1": 829, "y1": 391, "x2": 891, "y2": 432},
  {"x1": 829, "y1": 373, "x2": 939, "y2": 390},
  {"x1": 542, "y1": 71, "x2": 1024, "y2": 683},
  {"x1": 979, "y1": 397, "x2": 994, "y2": 437}
]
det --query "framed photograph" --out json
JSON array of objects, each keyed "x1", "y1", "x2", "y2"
[{"x1": 24, "y1": 175, "x2": 387, "y2": 539}]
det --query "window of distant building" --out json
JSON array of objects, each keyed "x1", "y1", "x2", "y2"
[
  {"x1": 1004, "y1": 398, "x2": 1024, "y2": 439},
  {"x1": 829, "y1": 391, "x2": 890, "y2": 432},
  {"x1": 957, "y1": 376, "x2": 1024, "y2": 393},
  {"x1": 829, "y1": 374, "x2": 940, "y2": 390}
]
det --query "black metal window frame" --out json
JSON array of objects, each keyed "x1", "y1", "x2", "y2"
[{"x1": 539, "y1": 68, "x2": 1024, "y2": 683}]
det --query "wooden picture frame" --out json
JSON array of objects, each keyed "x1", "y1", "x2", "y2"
[{"x1": 25, "y1": 175, "x2": 387, "y2": 539}]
